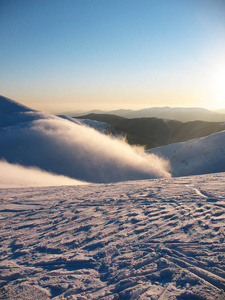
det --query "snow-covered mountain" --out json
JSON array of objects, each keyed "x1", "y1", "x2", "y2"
[
  {"x1": 78, "y1": 119, "x2": 123, "y2": 137},
  {"x1": 148, "y1": 129, "x2": 225, "y2": 177},
  {"x1": 0, "y1": 95, "x2": 31, "y2": 113},
  {"x1": 1, "y1": 173, "x2": 225, "y2": 299},
  {"x1": 0, "y1": 96, "x2": 170, "y2": 185},
  {"x1": 58, "y1": 114, "x2": 123, "y2": 137}
]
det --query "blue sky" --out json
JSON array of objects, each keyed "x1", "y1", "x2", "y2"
[{"x1": 1, "y1": 0, "x2": 225, "y2": 112}]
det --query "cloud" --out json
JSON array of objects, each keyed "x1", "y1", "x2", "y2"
[
  {"x1": 0, "y1": 160, "x2": 86, "y2": 188},
  {"x1": 0, "y1": 113, "x2": 171, "y2": 183}
]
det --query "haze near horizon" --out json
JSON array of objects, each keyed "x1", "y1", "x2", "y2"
[{"x1": 1, "y1": 0, "x2": 225, "y2": 113}]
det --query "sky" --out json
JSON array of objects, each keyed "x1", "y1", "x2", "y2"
[{"x1": 0, "y1": 0, "x2": 225, "y2": 113}]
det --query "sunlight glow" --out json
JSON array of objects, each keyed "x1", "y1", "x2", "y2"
[{"x1": 212, "y1": 67, "x2": 225, "y2": 108}]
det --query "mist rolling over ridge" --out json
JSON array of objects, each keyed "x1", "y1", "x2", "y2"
[
  {"x1": 0, "y1": 96, "x2": 171, "y2": 184},
  {"x1": 0, "y1": 160, "x2": 86, "y2": 188}
]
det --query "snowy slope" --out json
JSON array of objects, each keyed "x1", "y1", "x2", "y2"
[
  {"x1": 148, "y1": 130, "x2": 225, "y2": 177},
  {"x1": 79, "y1": 119, "x2": 123, "y2": 137},
  {"x1": 0, "y1": 95, "x2": 31, "y2": 113},
  {"x1": 0, "y1": 96, "x2": 170, "y2": 183},
  {"x1": 1, "y1": 173, "x2": 225, "y2": 299},
  {"x1": 58, "y1": 115, "x2": 122, "y2": 137}
]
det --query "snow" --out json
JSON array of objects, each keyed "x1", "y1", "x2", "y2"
[
  {"x1": 1, "y1": 173, "x2": 225, "y2": 299},
  {"x1": 58, "y1": 116, "x2": 124, "y2": 139},
  {"x1": 0, "y1": 95, "x2": 31, "y2": 113},
  {"x1": 78, "y1": 119, "x2": 114, "y2": 135},
  {"x1": 162, "y1": 118, "x2": 170, "y2": 124},
  {"x1": 148, "y1": 130, "x2": 225, "y2": 177}
]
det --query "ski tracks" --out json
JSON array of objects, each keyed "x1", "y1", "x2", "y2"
[{"x1": 0, "y1": 173, "x2": 225, "y2": 299}]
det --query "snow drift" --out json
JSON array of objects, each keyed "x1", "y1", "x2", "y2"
[
  {"x1": 0, "y1": 96, "x2": 171, "y2": 183},
  {"x1": 0, "y1": 160, "x2": 86, "y2": 188}
]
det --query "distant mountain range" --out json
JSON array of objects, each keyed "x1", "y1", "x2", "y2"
[
  {"x1": 76, "y1": 113, "x2": 225, "y2": 149},
  {"x1": 70, "y1": 106, "x2": 225, "y2": 122}
]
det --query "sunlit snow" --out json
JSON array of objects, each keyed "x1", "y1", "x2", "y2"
[{"x1": 0, "y1": 173, "x2": 225, "y2": 299}]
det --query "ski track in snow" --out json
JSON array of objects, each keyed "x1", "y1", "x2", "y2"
[{"x1": 0, "y1": 173, "x2": 225, "y2": 299}]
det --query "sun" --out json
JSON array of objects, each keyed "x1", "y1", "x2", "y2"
[{"x1": 212, "y1": 67, "x2": 225, "y2": 109}]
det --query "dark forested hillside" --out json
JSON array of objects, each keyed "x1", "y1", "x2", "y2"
[{"x1": 76, "y1": 113, "x2": 225, "y2": 149}]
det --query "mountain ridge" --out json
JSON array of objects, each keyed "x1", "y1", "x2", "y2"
[
  {"x1": 0, "y1": 95, "x2": 33, "y2": 113},
  {"x1": 70, "y1": 106, "x2": 225, "y2": 122},
  {"x1": 76, "y1": 113, "x2": 225, "y2": 149}
]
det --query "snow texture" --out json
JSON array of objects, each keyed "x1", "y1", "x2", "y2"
[
  {"x1": 1, "y1": 173, "x2": 225, "y2": 299},
  {"x1": 148, "y1": 130, "x2": 225, "y2": 177}
]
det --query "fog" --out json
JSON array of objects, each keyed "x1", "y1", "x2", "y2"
[
  {"x1": 0, "y1": 160, "x2": 86, "y2": 188},
  {"x1": 0, "y1": 111, "x2": 171, "y2": 183}
]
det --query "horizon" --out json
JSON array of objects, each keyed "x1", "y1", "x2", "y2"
[
  {"x1": 1, "y1": 0, "x2": 225, "y2": 112},
  {"x1": 59, "y1": 105, "x2": 225, "y2": 115},
  {"x1": 27, "y1": 101, "x2": 225, "y2": 115},
  {"x1": 1, "y1": 94, "x2": 225, "y2": 115}
]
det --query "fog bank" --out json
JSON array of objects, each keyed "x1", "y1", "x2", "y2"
[
  {"x1": 0, "y1": 101, "x2": 171, "y2": 183},
  {"x1": 0, "y1": 160, "x2": 86, "y2": 188}
]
